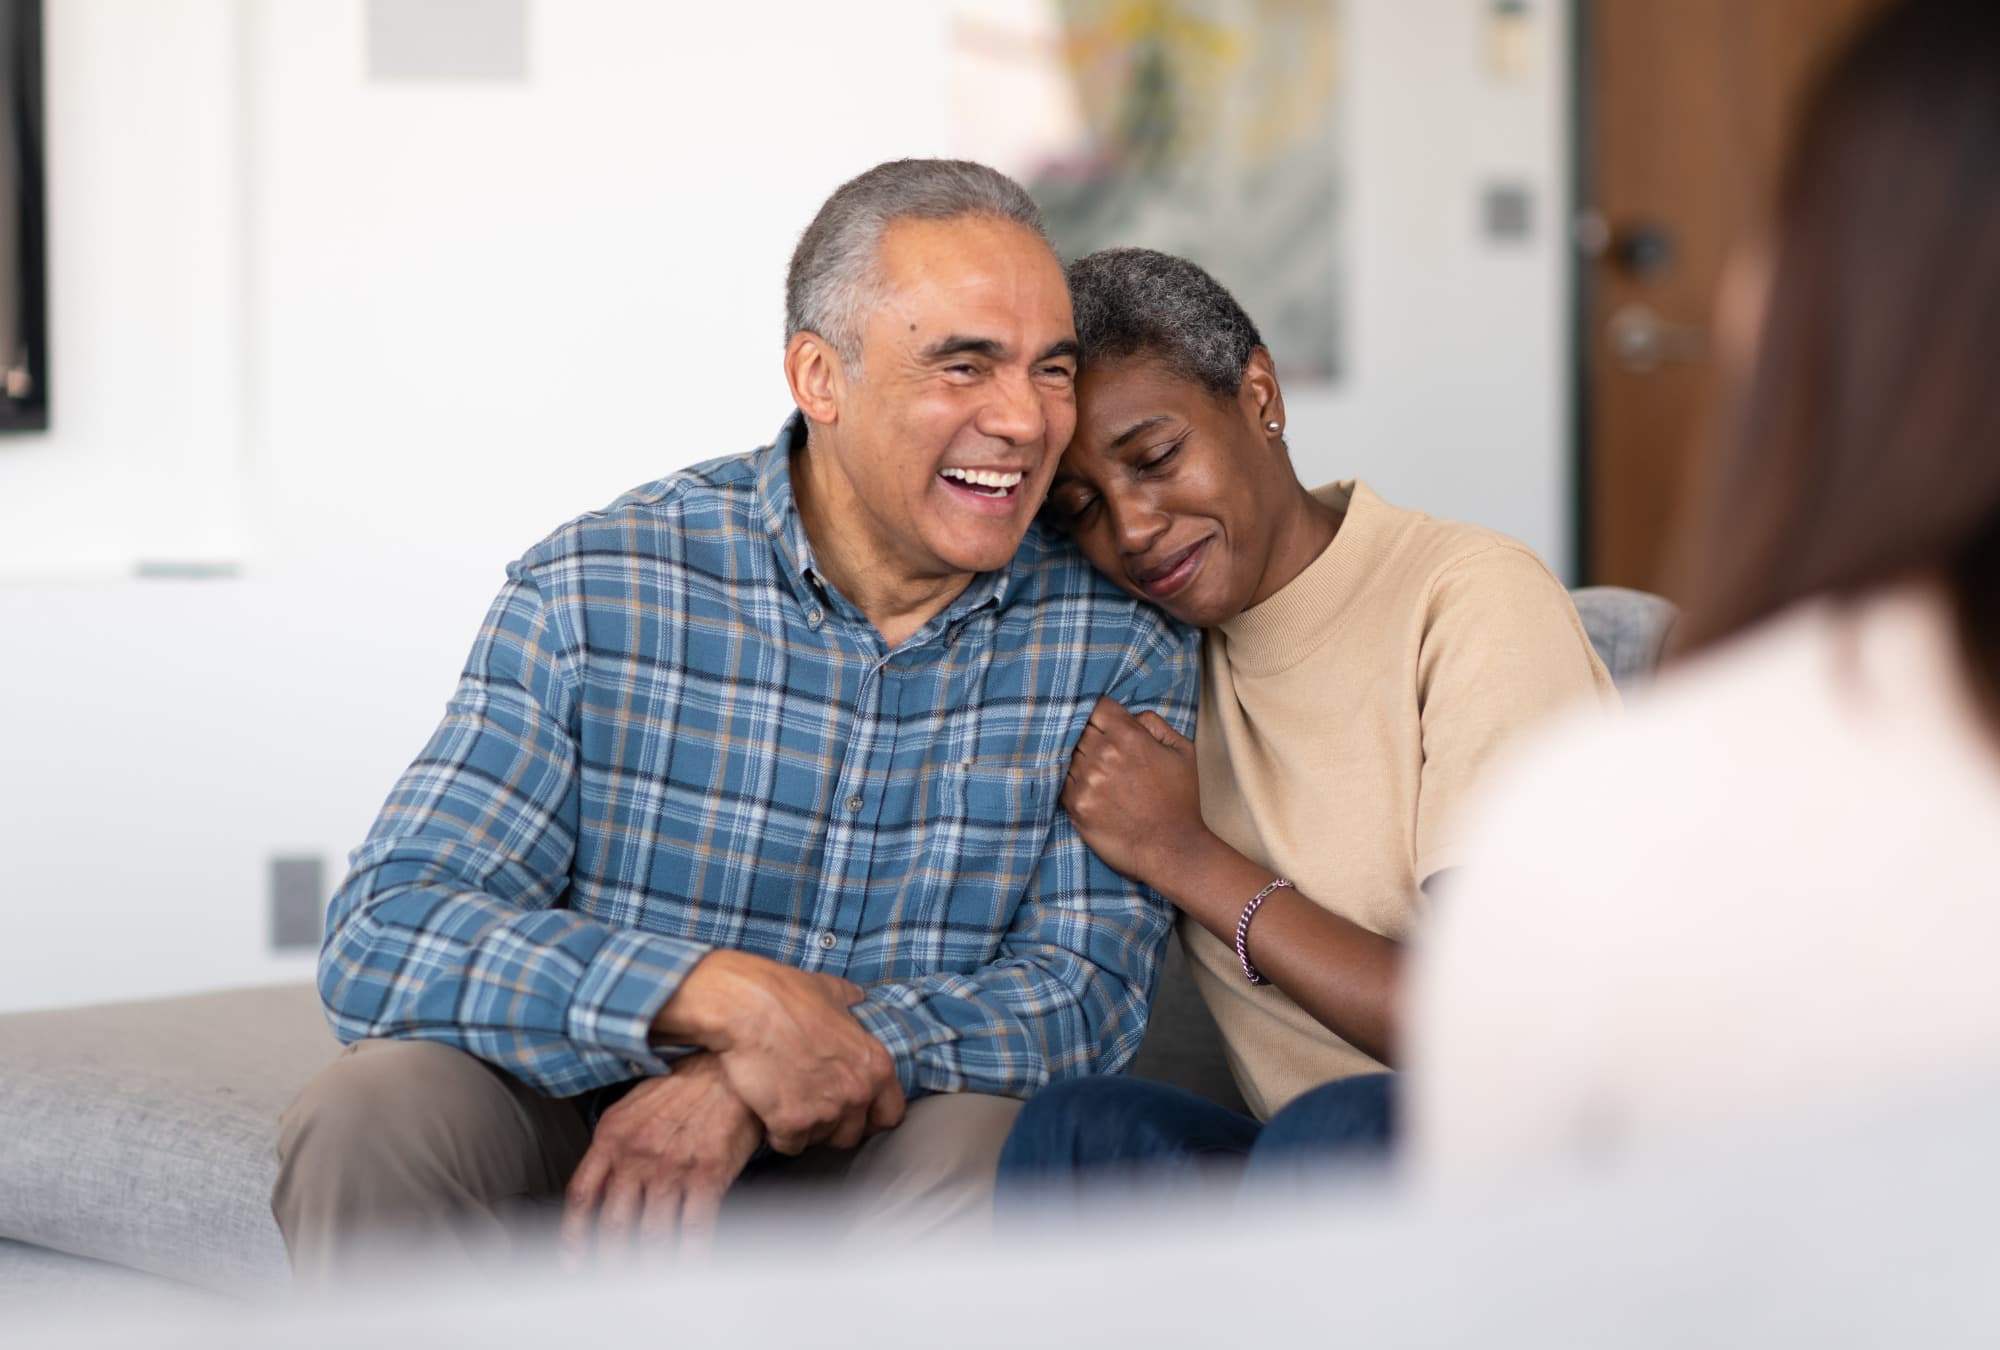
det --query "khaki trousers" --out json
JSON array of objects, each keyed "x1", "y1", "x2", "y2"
[{"x1": 271, "y1": 1038, "x2": 1022, "y2": 1283}]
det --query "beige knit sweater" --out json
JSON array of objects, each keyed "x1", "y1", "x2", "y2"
[{"x1": 1186, "y1": 480, "x2": 1615, "y2": 1118}]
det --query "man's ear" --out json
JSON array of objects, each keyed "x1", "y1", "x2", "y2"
[
  {"x1": 1239, "y1": 346, "x2": 1285, "y2": 439},
  {"x1": 785, "y1": 331, "x2": 846, "y2": 425}
]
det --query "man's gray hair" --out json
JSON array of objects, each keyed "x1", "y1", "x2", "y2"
[
  {"x1": 1066, "y1": 247, "x2": 1264, "y2": 398},
  {"x1": 785, "y1": 159, "x2": 1049, "y2": 370}
]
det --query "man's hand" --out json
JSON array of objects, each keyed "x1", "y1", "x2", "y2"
[
  {"x1": 560, "y1": 1052, "x2": 761, "y2": 1264},
  {"x1": 651, "y1": 950, "x2": 906, "y2": 1154},
  {"x1": 1062, "y1": 695, "x2": 1208, "y2": 888}
]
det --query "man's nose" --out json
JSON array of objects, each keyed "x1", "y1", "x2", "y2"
[{"x1": 977, "y1": 369, "x2": 1047, "y2": 445}]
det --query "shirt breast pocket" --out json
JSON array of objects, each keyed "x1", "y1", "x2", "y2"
[{"x1": 924, "y1": 756, "x2": 1068, "y2": 927}]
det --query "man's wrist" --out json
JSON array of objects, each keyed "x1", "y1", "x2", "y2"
[{"x1": 650, "y1": 950, "x2": 755, "y2": 1048}]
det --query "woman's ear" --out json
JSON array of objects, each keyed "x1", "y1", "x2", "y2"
[
  {"x1": 1239, "y1": 347, "x2": 1286, "y2": 441},
  {"x1": 785, "y1": 331, "x2": 845, "y2": 425}
]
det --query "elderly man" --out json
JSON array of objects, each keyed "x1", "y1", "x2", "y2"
[{"x1": 272, "y1": 159, "x2": 1198, "y2": 1276}]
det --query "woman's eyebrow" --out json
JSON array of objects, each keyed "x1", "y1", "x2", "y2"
[{"x1": 1108, "y1": 415, "x2": 1173, "y2": 450}]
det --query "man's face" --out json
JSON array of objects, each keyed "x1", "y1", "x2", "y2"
[{"x1": 821, "y1": 216, "x2": 1079, "y2": 581}]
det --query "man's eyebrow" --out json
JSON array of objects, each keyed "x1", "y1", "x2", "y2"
[
  {"x1": 1108, "y1": 414, "x2": 1174, "y2": 451},
  {"x1": 1036, "y1": 338, "x2": 1081, "y2": 364},
  {"x1": 918, "y1": 335, "x2": 1008, "y2": 362}
]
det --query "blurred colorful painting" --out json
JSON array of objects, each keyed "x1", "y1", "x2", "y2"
[{"x1": 952, "y1": 0, "x2": 1343, "y2": 382}]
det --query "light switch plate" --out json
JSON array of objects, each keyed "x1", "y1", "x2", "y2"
[
  {"x1": 270, "y1": 855, "x2": 327, "y2": 951},
  {"x1": 1482, "y1": 182, "x2": 1535, "y2": 243},
  {"x1": 367, "y1": 0, "x2": 528, "y2": 84}
]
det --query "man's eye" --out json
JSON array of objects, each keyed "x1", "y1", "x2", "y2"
[{"x1": 1038, "y1": 364, "x2": 1076, "y2": 382}]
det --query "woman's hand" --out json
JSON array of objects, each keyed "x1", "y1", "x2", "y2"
[
  {"x1": 1066, "y1": 697, "x2": 1404, "y2": 1061},
  {"x1": 1061, "y1": 696, "x2": 1209, "y2": 887}
]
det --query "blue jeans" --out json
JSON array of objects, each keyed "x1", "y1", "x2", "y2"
[{"x1": 996, "y1": 1072, "x2": 1395, "y2": 1205}]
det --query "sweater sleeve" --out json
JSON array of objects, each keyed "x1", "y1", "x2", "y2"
[{"x1": 1412, "y1": 545, "x2": 1617, "y2": 881}]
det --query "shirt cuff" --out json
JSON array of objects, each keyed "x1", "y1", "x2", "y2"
[
  {"x1": 848, "y1": 993, "x2": 953, "y2": 1099},
  {"x1": 564, "y1": 927, "x2": 712, "y2": 1079}
]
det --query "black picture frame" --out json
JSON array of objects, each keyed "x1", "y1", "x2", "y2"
[{"x1": 0, "y1": 0, "x2": 45, "y2": 434}]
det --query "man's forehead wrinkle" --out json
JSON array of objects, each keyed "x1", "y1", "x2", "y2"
[
  {"x1": 919, "y1": 335, "x2": 1012, "y2": 362},
  {"x1": 864, "y1": 221, "x2": 1072, "y2": 371}
]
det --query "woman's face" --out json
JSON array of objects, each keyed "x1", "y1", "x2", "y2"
[{"x1": 1044, "y1": 352, "x2": 1291, "y2": 628}]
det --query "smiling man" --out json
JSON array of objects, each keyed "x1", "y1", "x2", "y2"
[{"x1": 271, "y1": 160, "x2": 1198, "y2": 1278}]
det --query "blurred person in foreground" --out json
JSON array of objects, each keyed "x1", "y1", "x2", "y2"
[
  {"x1": 273, "y1": 159, "x2": 1197, "y2": 1278},
  {"x1": 995, "y1": 248, "x2": 1615, "y2": 1195},
  {"x1": 1408, "y1": 0, "x2": 2000, "y2": 1183}
]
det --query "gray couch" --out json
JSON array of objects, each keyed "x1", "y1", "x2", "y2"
[{"x1": 0, "y1": 587, "x2": 1674, "y2": 1300}]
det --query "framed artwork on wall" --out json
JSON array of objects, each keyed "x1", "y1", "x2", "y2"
[
  {"x1": 952, "y1": 0, "x2": 1345, "y2": 384},
  {"x1": 0, "y1": 0, "x2": 44, "y2": 433}
]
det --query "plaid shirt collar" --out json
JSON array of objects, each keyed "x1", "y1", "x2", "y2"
[{"x1": 753, "y1": 411, "x2": 1014, "y2": 636}]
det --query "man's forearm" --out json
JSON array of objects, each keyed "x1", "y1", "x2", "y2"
[
  {"x1": 321, "y1": 872, "x2": 711, "y2": 1097},
  {"x1": 847, "y1": 937, "x2": 1165, "y2": 1101},
  {"x1": 648, "y1": 949, "x2": 755, "y2": 1048}
]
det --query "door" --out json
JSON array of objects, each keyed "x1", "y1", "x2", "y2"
[{"x1": 1579, "y1": 0, "x2": 1892, "y2": 594}]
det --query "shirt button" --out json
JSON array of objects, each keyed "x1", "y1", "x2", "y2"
[
  {"x1": 845, "y1": 794, "x2": 864, "y2": 813},
  {"x1": 806, "y1": 606, "x2": 823, "y2": 627},
  {"x1": 817, "y1": 931, "x2": 837, "y2": 950}
]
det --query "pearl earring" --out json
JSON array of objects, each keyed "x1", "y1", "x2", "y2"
[{"x1": 1265, "y1": 420, "x2": 1281, "y2": 433}]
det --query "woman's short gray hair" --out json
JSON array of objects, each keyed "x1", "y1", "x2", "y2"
[
  {"x1": 785, "y1": 159, "x2": 1049, "y2": 371},
  {"x1": 1066, "y1": 248, "x2": 1264, "y2": 398}
]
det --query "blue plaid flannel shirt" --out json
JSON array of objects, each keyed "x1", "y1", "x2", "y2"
[{"x1": 319, "y1": 414, "x2": 1199, "y2": 1100}]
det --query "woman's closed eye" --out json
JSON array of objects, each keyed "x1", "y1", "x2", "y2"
[
  {"x1": 1137, "y1": 439, "x2": 1186, "y2": 474},
  {"x1": 1048, "y1": 489, "x2": 1100, "y2": 529}
]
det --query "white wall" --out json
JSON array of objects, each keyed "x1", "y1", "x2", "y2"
[
  {"x1": 0, "y1": 0, "x2": 1572, "y2": 1013},
  {"x1": 1295, "y1": 1, "x2": 1572, "y2": 562},
  {"x1": 0, "y1": 0, "x2": 247, "y2": 576}
]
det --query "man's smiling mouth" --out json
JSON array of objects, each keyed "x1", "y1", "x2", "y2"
[{"x1": 939, "y1": 467, "x2": 1024, "y2": 498}]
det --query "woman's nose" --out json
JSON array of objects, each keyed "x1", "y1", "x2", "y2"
[{"x1": 1107, "y1": 490, "x2": 1169, "y2": 554}]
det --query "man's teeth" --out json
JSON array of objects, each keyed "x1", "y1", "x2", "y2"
[{"x1": 940, "y1": 468, "x2": 1023, "y2": 494}]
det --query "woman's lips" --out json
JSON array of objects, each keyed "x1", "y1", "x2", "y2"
[{"x1": 1134, "y1": 538, "x2": 1210, "y2": 600}]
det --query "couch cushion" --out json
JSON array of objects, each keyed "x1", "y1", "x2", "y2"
[
  {"x1": 0, "y1": 964, "x2": 1247, "y2": 1294},
  {"x1": 1126, "y1": 933, "x2": 1250, "y2": 1115},
  {"x1": 0, "y1": 982, "x2": 337, "y2": 1295},
  {"x1": 1569, "y1": 585, "x2": 1679, "y2": 688},
  {"x1": 0, "y1": 1236, "x2": 220, "y2": 1307}
]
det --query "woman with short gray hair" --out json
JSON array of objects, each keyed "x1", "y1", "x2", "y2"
[{"x1": 997, "y1": 247, "x2": 1615, "y2": 1192}]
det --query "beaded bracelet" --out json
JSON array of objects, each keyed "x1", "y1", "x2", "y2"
[{"x1": 1234, "y1": 878, "x2": 1291, "y2": 985}]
